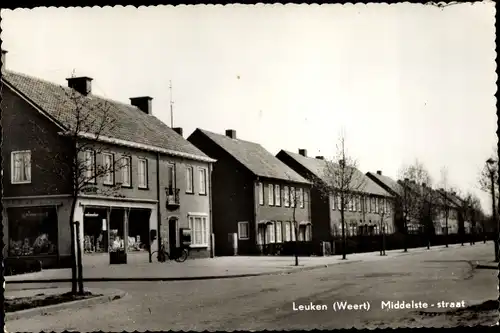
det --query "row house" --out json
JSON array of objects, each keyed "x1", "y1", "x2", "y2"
[
  {"x1": 276, "y1": 149, "x2": 395, "y2": 243},
  {"x1": 188, "y1": 129, "x2": 312, "y2": 256},
  {"x1": 435, "y1": 189, "x2": 469, "y2": 235},
  {"x1": 1, "y1": 52, "x2": 215, "y2": 267}
]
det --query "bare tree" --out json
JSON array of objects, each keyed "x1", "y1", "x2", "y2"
[
  {"x1": 377, "y1": 202, "x2": 387, "y2": 256},
  {"x1": 399, "y1": 160, "x2": 436, "y2": 249},
  {"x1": 439, "y1": 167, "x2": 450, "y2": 248},
  {"x1": 283, "y1": 174, "x2": 311, "y2": 267},
  {"x1": 27, "y1": 76, "x2": 128, "y2": 295},
  {"x1": 317, "y1": 132, "x2": 366, "y2": 260},
  {"x1": 459, "y1": 192, "x2": 484, "y2": 246}
]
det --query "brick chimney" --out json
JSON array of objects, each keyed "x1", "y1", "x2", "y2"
[
  {"x1": 376, "y1": 170, "x2": 382, "y2": 175},
  {"x1": 225, "y1": 129, "x2": 236, "y2": 139},
  {"x1": 130, "y1": 96, "x2": 153, "y2": 115},
  {"x1": 173, "y1": 127, "x2": 183, "y2": 137},
  {"x1": 1, "y1": 50, "x2": 7, "y2": 72},
  {"x1": 298, "y1": 149, "x2": 307, "y2": 157},
  {"x1": 66, "y1": 76, "x2": 93, "y2": 96},
  {"x1": 315, "y1": 156, "x2": 324, "y2": 160}
]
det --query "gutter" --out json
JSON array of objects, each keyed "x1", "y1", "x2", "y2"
[
  {"x1": 156, "y1": 152, "x2": 162, "y2": 260},
  {"x1": 208, "y1": 163, "x2": 214, "y2": 258}
]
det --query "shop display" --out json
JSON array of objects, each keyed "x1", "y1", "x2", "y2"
[{"x1": 9, "y1": 234, "x2": 55, "y2": 256}]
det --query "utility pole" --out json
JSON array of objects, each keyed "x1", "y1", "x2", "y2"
[{"x1": 169, "y1": 80, "x2": 174, "y2": 128}]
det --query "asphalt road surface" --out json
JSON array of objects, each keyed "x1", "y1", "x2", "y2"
[{"x1": 7, "y1": 244, "x2": 498, "y2": 331}]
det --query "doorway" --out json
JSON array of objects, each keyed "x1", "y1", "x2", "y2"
[{"x1": 168, "y1": 217, "x2": 177, "y2": 255}]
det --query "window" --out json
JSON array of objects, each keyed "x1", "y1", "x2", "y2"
[
  {"x1": 11, "y1": 150, "x2": 31, "y2": 184},
  {"x1": 332, "y1": 195, "x2": 336, "y2": 210},
  {"x1": 284, "y1": 221, "x2": 291, "y2": 241},
  {"x1": 290, "y1": 187, "x2": 296, "y2": 207},
  {"x1": 258, "y1": 182, "x2": 264, "y2": 205},
  {"x1": 188, "y1": 215, "x2": 208, "y2": 246},
  {"x1": 138, "y1": 158, "x2": 148, "y2": 189},
  {"x1": 371, "y1": 197, "x2": 376, "y2": 213},
  {"x1": 304, "y1": 190, "x2": 309, "y2": 209},
  {"x1": 379, "y1": 198, "x2": 384, "y2": 213},
  {"x1": 199, "y1": 168, "x2": 207, "y2": 195},
  {"x1": 84, "y1": 150, "x2": 96, "y2": 183},
  {"x1": 186, "y1": 166, "x2": 194, "y2": 193},
  {"x1": 291, "y1": 222, "x2": 296, "y2": 241},
  {"x1": 358, "y1": 196, "x2": 362, "y2": 212},
  {"x1": 365, "y1": 197, "x2": 369, "y2": 213},
  {"x1": 166, "y1": 164, "x2": 176, "y2": 191},
  {"x1": 103, "y1": 153, "x2": 114, "y2": 185},
  {"x1": 306, "y1": 224, "x2": 312, "y2": 241},
  {"x1": 284, "y1": 186, "x2": 290, "y2": 207},
  {"x1": 349, "y1": 200, "x2": 354, "y2": 212},
  {"x1": 238, "y1": 222, "x2": 249, "y2": 240},
  {"x1": 337, "y1": 195, "x2": 342, "y2": 210},
  {"x1": 7, "y1": 206, "x2": 58, "y2": 256},
  {"x1": 352, "y1": 197, "x2": 357, "y2": 211},
  {"x1": 299, "y1": 188, "x2": 304, "y2": 208},
  {"x1": 386, "y1": 200, "x2": 390, "y2": 215},
  {"x1": 266, "y1": 222, "x2": 275, "y2": 243},
  {"x1": 121, "y1": 156, "x2": 132, "y2": 187},
  {"x1": 268, "y1": 184, "x2": 275, "y2": 206},
  {"x1": 275, "y1": 185, "x2": 281, "y2": 206},
  {"x1": 276, "y1": 221, "x2": 282, "y2": 243}
]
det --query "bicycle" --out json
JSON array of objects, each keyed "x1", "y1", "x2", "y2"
[{"x1": 151, "y1": 243, "x2": 189, "y2": 263}]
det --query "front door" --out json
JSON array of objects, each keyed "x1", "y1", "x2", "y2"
[{"x1": 168, "y1": 218, "x2": 177, "y2": 254}]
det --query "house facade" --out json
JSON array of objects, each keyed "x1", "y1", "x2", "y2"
[
  {"x1": 188, "y1": 129, "x2": 312, "y2": 256},
  {"x1": 276, "y1": 150, "x2": 395, "y2": 245},
  {"x1": 2, "y1": 59, "x2": 215, "y2": 267}
]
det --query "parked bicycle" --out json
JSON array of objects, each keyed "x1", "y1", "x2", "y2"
[{"x1": 151, "y1": 243, "x2": 189, "y2": 263}]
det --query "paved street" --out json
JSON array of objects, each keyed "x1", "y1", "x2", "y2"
[{"x1": 6, "y1": 242, "x2": 498, "y2": 331}]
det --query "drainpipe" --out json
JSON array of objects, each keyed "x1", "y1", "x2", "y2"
[
  {"x1": 208, "y1": 162, "x2": 214, "y2": 258},
  {"x1": 155, "y1": 152, "x2": 162, "y2": 262},
  {"x1": 254, "y1": 176, "x2": 259, "y2": 254}
]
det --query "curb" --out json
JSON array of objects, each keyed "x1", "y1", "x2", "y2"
[
  {"x1": 5, "y1": 289, "x2": 127, "y2": 321},
  {"x1": 6, "y1": 260, "x2": 364, "y2": 284}
]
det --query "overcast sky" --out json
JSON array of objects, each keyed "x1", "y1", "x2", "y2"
[{"x1": 1, "y1": 3, "x2": 496, "y2": 212}]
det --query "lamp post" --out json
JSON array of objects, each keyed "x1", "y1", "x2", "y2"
[{"x1": 486, "y1": 158, "x2": 499, "y2": 262}]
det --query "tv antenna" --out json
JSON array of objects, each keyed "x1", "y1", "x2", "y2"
[{"x1": 169, "y1": 80, "x2": 174, "y2": 128}]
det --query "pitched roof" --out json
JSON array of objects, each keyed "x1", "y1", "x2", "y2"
[
  {"x1": 195, "y1": 129, "x2": 310, "y2": 184},
  {"x1": 279, "y1": 150, "x2": 392, "y2": 196},
  {"x1": 366, "y1": 172, "x2": 405, "y2": 196},
  {"x1": 2, "y1": 70, "x2": 212, "y2": 162}
]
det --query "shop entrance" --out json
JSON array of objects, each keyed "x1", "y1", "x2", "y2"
[
  {"x1": 83, "y1": 208, "x2": 108, "y2": 253},
  {"x1": 168, "y1": 217, "x2": 178, "y2": 254},
  {"x1": 127, "y1": 208, "x2": 152, "y2": 252}
]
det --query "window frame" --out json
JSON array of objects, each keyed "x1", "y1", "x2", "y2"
[
  {"x1": 238, "y1": 221, "x2": 249, "y2": 240},
  {"x1": 186, "y1": 166, "x2": 194, "y2": 194},
  {"x1": 284, "y1": 186, "x2": 290, "y2": 207},
  {"x1": 198, "y1": 167, "x2": 207, "y2": 195},
  {"x1": 299, "y1": 188, "x2": 304, "y2": 208},
  {"x1": 166, "y1": 163, "x2": 176, "y2": 190},
  {"x1": 138, "y1": 158, "x2": 149, "y2": 189},
  {"x1": 268, "y1": 184, "x2": 275, "y2": 206},
  {"x1": 84, "y1": 149, "x2": 97, "y2": 184},
  {"x1": 274, "y1": 184, "x2": 281, "y2": 206},
  {"x1": 266, "y1": 221, "x2": 276, "y2": 244},
  {"x1": 188, "y1": 214, "x2": 209, "y2": 247},
  {"x1": 102, "y1": 152, "x2": 115, "y2": 186},
  {"x1": 284, "y1": 221, "x2": 291, "y2": 242},
  {"x1": 11, "y1": 150, "x2": 32, "y2": 184},
  {"x1": 258, "y1": 182, "x2": 264, "y2": 205},
  {"x1": 275, "y1": 221, "x2": 283, "y2": 243},
  {"x1": 290, "y1": 187, "x2": 296, "y2": 207},
  {"x1": 121, "y1": 155, "x2": 132, "y2": 187}
]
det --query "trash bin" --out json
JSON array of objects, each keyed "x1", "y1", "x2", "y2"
[{"x1": 109, "y1": 250, "x2": 127, "y2": 264}]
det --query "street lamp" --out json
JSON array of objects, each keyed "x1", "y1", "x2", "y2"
[{"x1": 485, "y1": 158, "x2": 499, "y2": 262}]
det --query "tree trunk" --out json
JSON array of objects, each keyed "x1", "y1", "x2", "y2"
[
  {"x1": 68, "y1": 197, "x2": 78, "y2": 295},
  {"x1": 445, "y1": 212, "x2": 449, "y2": 248},
  {"x1": 341, "y1": 209, "x2": 346, "y2": 260},
  {"x1": 403, "y1": 214, "x2": 408, "y2": 252},
  {"x1": 75, "y1": 221, "x2": 84, "y2": 295}
]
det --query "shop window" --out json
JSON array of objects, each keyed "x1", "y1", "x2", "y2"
[
  {"x1": 284, "y1": 221, "x2": 291, "y2": 242},
  {"x1": 8, "y1": 207, "x2": 58, "y2": 256},
  {"x1": 84, "y1": 208, "x2": 108, "y2": 253},
  {"x1": 275, "y1": 221, "x2": 282, "y2": 243},
  {"x1": 266, "y1": 222, "x2": 275, "y2": 243}
]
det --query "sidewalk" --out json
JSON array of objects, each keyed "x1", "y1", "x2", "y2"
[{"x1": 5, "y1": 242, "x2": 490, "y2": 283}]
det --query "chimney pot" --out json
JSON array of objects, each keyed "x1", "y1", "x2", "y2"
[
  {"x1": 66, "y1": 76, "x2": 93, "y2": 96},
  {"x1": 130, "y1": 96, "x2": 153, "y2": 115},
  {"x1": 376, "y1": 170, "x2": 382, "y2": 175},
  {"x1": 1, "y1": 50, "x2": 7, "y2": 72},
  {"x1": 315, "y1": 156, "x2": 324, "y2": 160},
  {"x1": 225, "y1": 129, "x2": 236, "y2": 139},
  {"x1": 173, "y1": 127, "x2": 183, "y2": 137},
  {"x1": 298, "y1": 149, "x2": 307, "y2": 157}
]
